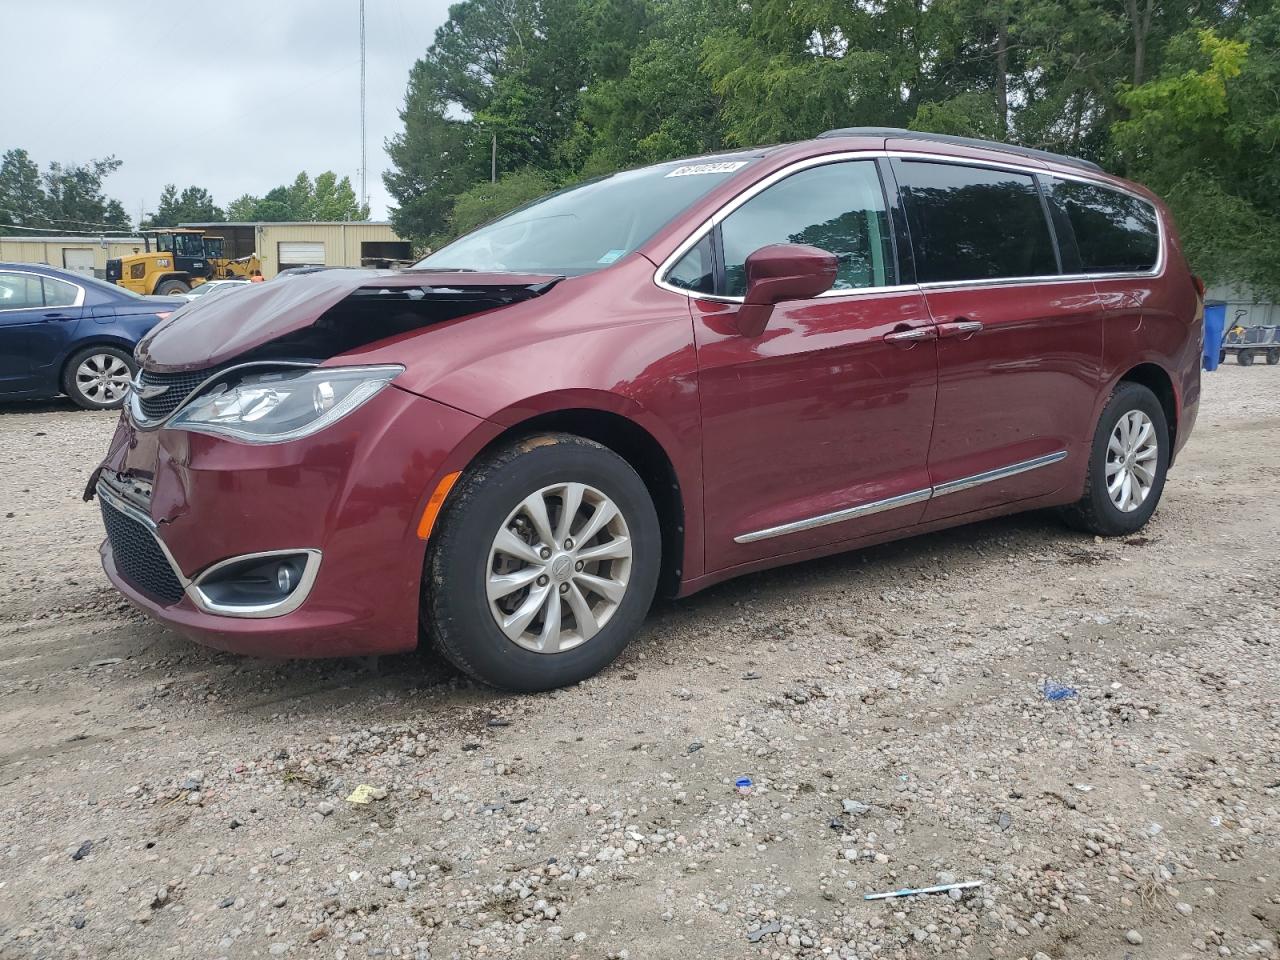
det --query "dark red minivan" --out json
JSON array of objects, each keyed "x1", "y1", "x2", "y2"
[{"x1": 91, "y1": 128, "x2": 1201, "y2": 691}]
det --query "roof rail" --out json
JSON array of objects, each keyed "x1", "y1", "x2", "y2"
[{"x1": 816, "y1": 127, "x2": 1103, "y2": 172}]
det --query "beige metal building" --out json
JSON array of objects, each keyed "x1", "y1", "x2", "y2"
[
  {"x1": 181, "y1": 221, "x2": 412, "y2": 278},
  {"x1": 0, "y1": 235, "x2": 147, "y2": 278}
]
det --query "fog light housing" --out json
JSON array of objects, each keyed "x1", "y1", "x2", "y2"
[{"x1": 190, "y1": 549, "x2": 321, "y2": 618}]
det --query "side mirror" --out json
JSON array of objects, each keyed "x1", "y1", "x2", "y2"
[{"x1": 736, "y1": 243, "x2": 838, "y2": 336}]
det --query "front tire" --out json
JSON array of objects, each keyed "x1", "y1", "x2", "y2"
[
  {"x1": 154, "y1": 279, "x2": 190, "y2": 296},
  {"x1": 62, "y1": 346, "x2": 136, "y2": 410},
  {"x1": 424, "y1": 433, "x2": 661, "y2": 692},
  {"x1": 1267, "y1": 349, "x2": 1279, "y2": 366},
  {"x1": 1239, "y1": 349, "x2": 1254, "y2": 366},
  {"x1": 1062, "y1": 381, "x2": 1169, "y2": 537}
]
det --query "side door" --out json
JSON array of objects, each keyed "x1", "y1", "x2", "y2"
[
  {"x1": 890, "y1": 159, "x2": 1105, "y2": 521},
  {"x1": 673, "y1": 158, "x2": 939, "y2": 572},
  {"x1": 28, "y1": 274, "x2": 87, "y2": 382},
  {"x1": 0, "y1": 271, "x2": 54, "y2": 391}
]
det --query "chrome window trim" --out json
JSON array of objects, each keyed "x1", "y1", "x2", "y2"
[
  {"x1": 0, "y1": 268, "x2": 86, "y2": 312},
  {"x1": 128, "y1": 359, "x2": 319, "y2": 431},
  {"x1": 733, "y1": 450, "x2": 1067, "y2": 544},
  {"x1": 189, "y1": 548, "x2": 323, "y2": 619},
  {"x1": 652, "y1": 148, "x2": 1164, "y2": 304}
]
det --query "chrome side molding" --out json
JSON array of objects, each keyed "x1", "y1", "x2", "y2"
[{"x1": 733, "y1": 450, "x2": 1068, "y2": 544}]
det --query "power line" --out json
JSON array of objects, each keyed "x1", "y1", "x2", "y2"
[{"x1": 360, "y1": 0, "x2": 368, "y2": 212}]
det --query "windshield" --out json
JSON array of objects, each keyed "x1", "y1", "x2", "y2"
[{"x1": 415, "y1": 158, "x2": 757, "y2": 276}]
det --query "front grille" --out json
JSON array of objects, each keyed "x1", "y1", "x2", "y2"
[
  {"x1": 136, "y1": 368, "x2": 211, "y2": 420},
  {"x1": 100, "y1": 497, "x2": 185, "y2": 605}
]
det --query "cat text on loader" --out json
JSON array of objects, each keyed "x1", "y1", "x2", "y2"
[{"x1": 105, "y1": 229, "x2": 262, "y2": 295}]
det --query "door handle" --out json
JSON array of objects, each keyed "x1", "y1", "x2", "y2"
[
  {"x1": 937, "y1": 320, "x2": 983, "y2": 339},
  {"x1": 41, "y1": 312, "x2": 74, "y2": 322},
  {"x1": 883, "y1": 325, "x2": 938, "y2": 346}
]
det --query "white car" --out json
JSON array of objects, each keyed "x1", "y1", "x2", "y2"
[{"x1": 178, "y1": 279, "x2": 251, "y2": 302}]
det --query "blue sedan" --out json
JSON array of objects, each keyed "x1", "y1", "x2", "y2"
[{"x1": 0, "y1": 262, "x2": 184, "y2": 409}]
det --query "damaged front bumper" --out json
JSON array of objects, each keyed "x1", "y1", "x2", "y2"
[{"x1": 93, "y1": 384, "x2": 491, "y2": 658}]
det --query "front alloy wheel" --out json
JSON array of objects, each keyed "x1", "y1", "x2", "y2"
[
  {"x1": 424, "y1": 433, "x2": 660, "y2": 691},
  {"x1": 487, "y1": 482, "x2": 633, "y2": 654}
]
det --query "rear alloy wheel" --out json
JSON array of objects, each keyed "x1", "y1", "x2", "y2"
[
  {"x1": 424, "y1": 433, "x2": 660, "y2": 691},
  {"x1": 62, "y1": 346, "x2": 136, "y2": 410},
  {"x1": 1062, "y1": 381, "x2": 1169, "y2": 537}
]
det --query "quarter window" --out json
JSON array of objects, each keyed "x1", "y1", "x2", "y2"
[
  {"x1": 718, "y1": 161, "x2": 894, "y2": 297},
  {"x1": 1045, "y1": 177, "x2": 1159, "y2": 274},
  {"x1": 42, "y1": 277, "x2": 79, "y2": 308},
  {"x1": 666, "y1": 234, "x2": 715, "y2": 295},
  {"x1": 895, "y1": 161, "x2": 1057, "y2": 283}
]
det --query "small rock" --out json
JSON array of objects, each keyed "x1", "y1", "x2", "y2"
[
  {"x1": 70, "y1": 840, "x2": 93, "y2": 861},
  {"x1": 1126, "y1": 930, "x2": 1145, "y2": 945}
]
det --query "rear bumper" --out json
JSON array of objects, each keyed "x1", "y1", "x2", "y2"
[{"x1": 95, "y1": 386, "x2": 492, "y2": 658}]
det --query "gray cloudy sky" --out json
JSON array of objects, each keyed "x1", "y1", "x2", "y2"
[{"x1": 1, "y1": 0, "x2": 452, "y2": 223}]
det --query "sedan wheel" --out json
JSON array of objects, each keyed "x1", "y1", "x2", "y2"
[
  {"x1": 487, "y1": 482, "x2": 633, "y2": 654},
  {"x1": 62, "y1": 346, "x2": 137, "y2": 410}
]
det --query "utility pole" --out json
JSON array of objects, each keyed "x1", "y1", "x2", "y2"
[
  {"x1": 491, "y1": 132, "x2": 497, "y2": 183},
  {"x1": 359, "y1": 0, "x2": 368, "y2": 213}
]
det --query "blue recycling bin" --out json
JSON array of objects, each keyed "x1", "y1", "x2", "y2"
[{"x1": 1203, "y1": 301, "x2": 1226, "y2": 371}]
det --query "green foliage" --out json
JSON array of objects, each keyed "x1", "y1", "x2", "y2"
[
  {"x1": 146, "y1": 184, "x2": 224, "y2": 228},
  {"x1": 384, "y1": 0, "x2": 1280, "y2": 292},
  {"x1": 446, "y1": 169, "x2": 559, "y2": 238},
  {"x1": 224, "y1": 172, "x2": 370, "y2": 222},
  {"x1": 0, "y1": 150, "x2": 131, "y2": 235}
]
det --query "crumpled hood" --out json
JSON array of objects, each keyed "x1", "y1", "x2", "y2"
[{"x1": 135, "y1": 269, "x2": 562, "y2": 373}]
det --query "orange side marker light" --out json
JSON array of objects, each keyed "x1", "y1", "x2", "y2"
[{"x1": 417, "y1": 471, "x2": 461, "y2": 541}]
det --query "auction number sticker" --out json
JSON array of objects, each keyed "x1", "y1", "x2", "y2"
[{"x1": 665, "y1": 161, "x2": 748, "y2": 178}]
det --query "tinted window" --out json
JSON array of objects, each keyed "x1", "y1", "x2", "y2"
[
  {"x1": 0, "y1": 272, "x2": 44, "y2": 309},
  {"x1": 417, "y1": 158, "x2": 757, "y2": 276},
  {"x1": 666, "y1": 234, "x2": 715, "y2": 294},
  {"x1": 1045, "y1": 178, "x2": 1158, "y2": 273},
  {"x1": 896, "y1": 161, "x2": 1057, "y2": 282},
  {"x1": 42, "y1": 277, "x2": 79, "y2": 307},
  {"x1": 719, "y1": 161, "x2": 893, "y2": 297}
]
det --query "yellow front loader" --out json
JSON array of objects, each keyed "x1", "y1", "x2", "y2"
[{"x1": 106, "y1": 229, "x2": 261, "y2": 295}]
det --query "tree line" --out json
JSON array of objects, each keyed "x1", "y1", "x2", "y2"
[
  {"x1": 0, "y1": 150, "x2": 368, "y2": 235},
  {"x1": 384, "y1": 0, "x2": 1280, "y2": 296}
]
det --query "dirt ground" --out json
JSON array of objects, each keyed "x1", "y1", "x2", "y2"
[{"x1": 0, "y1": 366, "x2": 1277, "y2": 960}]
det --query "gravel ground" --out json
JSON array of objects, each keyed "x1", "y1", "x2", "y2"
[{"x1": 0, "y1": 366, "x2": 1277, "y2": 960}]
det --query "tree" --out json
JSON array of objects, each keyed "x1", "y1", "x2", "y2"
[
  {"x1": 0, "y1": 149, "x2": 47, "y2": 235},
  {"x1": 446, "y1": 169, "x2": 557, "y2": 238},
  {"x1": 40, "y1": 157, "x2": 132, "y2": 234},
  {"x1": 220, "y1": 172, "x2": 369, "y2": 222},
  {"x1": 147, "y1": 184, "x2": 224, "y2": 227}
]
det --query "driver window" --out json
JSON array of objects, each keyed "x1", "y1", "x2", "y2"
[{"x1": 719, "y1": 161, "x2": 893, "y2": 297}]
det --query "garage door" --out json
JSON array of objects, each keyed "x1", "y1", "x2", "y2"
[
  {"x1": 62, "y1": 248, "x2": 96, "y2": 276},
  {"x1": 278, "y1": 242, "x2": 325, "y2": 269}
]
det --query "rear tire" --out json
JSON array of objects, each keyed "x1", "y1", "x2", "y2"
[
  {"x1": 154, "y1": 279, "x2": 190, "y2": 296},
  {"x1": 1238, "y1": 350, "x2": 1254, "y2": 366},
  {"x1": 423, "y1": 433, "x2": 661, "y2": 692},
  {"x1": 1267, "y1": 349, "x2": 1279, "y2": 366},
  {"x1": 1061, "y1": 381, "x2": 1169, "y2": 537},
  {"x1": 62, "y1": 346, "x2": 136, "y2": 410}
]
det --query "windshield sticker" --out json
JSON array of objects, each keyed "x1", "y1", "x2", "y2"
[
  {"x1": 597, "y1": 249, "x2": 626, "y2": 264},
  {"x1": 665, "y1": 161, "x2": 748, "y2": 178}
]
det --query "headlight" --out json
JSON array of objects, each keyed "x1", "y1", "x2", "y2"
[{"x1": 168, "y1": 365, "x2": 403, "y2": 443}]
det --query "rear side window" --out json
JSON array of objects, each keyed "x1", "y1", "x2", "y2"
[
  {"x1": 42, "y1": 277, "x2": 79, "y2": 308},
  {"x1": 895, "y1": 161, "x2": 1057, "y2": 283},
  {"x1": 718, "y1": 161, "x2": 894, "y2": 297},
  {"x1": 1044, "y1": 177, "x2": 1159, "y2": 274},
  {"x1": 0, "y1": 272, "x2": 44, "y2": 310}
]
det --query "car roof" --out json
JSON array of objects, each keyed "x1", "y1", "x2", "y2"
[
  {"x1": 0, "y1": 261, "x2": 80, "y2": 278},
  {"x1": 815, "y1": 126, "x2": 1103, "y2": 172}
]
